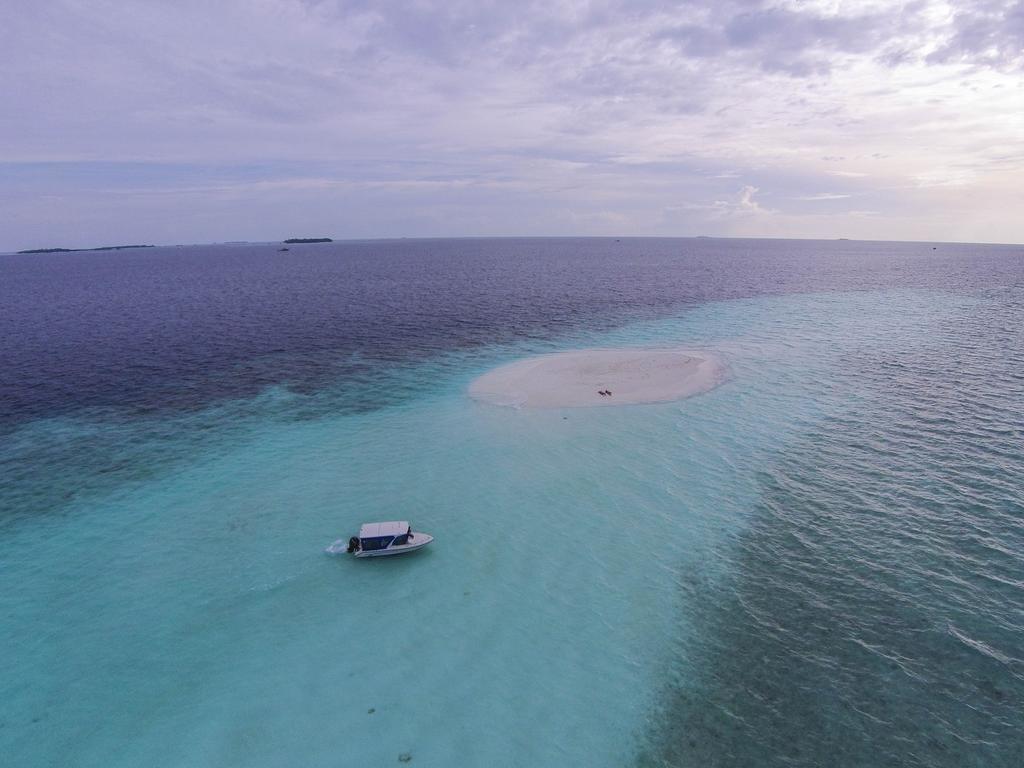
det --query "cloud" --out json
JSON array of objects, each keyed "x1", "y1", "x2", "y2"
[
  {"x1": 710, "y1": 185, "x2": 776, "y2": 219},
  {"x1": 796, "y1": 193, "x2": 853, "y2": 200},
  {"x1": 1, "y1": 0, "x2": 1023, "y2": 249},
  {"x1": 926, "y1": 0, "x2": 1024, "y2": 70}
]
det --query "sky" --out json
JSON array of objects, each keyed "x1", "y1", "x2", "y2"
[{"x1": 1, "y1": 0, "x2": 1023, "y2": 250}]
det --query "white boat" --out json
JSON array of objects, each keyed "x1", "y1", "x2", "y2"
[{"x1": 327, "y1": 521, "x2": 433, "y2": 558}]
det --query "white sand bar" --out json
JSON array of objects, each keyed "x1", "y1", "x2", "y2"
[{"x1": 469, "y1": 348, "x2": 727, "y2": 408}]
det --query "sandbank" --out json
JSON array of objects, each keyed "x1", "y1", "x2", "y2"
[{"x1": 469, "y1": 348, "x2": 726, "y2": 408}]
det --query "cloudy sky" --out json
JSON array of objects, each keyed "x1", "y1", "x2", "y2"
[{"x1": 2, "y1": 0, "x2": 1022, "y2": 250}]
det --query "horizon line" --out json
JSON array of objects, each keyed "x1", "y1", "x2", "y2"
[{"x1": 4, "y1": 233, "x2": 1023, "y2": 255}]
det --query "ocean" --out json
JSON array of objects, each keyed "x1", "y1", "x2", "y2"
[{"x1": 1, "y1": 237, "x2": 1022, "y2": 767}]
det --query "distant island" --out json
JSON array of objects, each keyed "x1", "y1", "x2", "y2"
[
  {"x1": 17, "y1": 244, "x2": 155, "y2": 254},
  {"x1": 283, "y1": 237, "x2": 333, "y2": 244}
]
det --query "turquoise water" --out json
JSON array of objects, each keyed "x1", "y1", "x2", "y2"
[{"x1": 3, "y1": 285, "x2": 1023, "y2": 766}]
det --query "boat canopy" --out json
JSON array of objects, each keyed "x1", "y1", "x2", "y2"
[{"x1": 359, "y1": 521, "x2": 410, "y2": 540}]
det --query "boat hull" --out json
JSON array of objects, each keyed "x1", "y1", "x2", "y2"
[{"x1": 353, "y1": 532, "x2": 433, "y2": 558}]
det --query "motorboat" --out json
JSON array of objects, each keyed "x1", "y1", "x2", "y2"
[{"x1": 327, "y1": 521, "x2": 433, "y2": 558}]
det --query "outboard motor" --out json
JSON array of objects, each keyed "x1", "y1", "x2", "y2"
[{"x1": 346, "y1": 536, "x2": 360, "y2": 554}]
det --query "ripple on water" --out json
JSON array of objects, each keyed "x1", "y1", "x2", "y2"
[
  {"x1": 640, "y1": 291, "x2": 1024, "y2": 767},
  {"x1": 2, "y1": 284, "x2": 1023, "y2": 767}
]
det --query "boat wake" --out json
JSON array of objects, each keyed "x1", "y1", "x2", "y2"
[{"x1": 324, "y1": 539, "x2": 348, "y2": 555}]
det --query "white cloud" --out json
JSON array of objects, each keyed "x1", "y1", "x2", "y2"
[
  {"x1": 1, "y1": 0, "x2": 1023, "y2": 249},
  {"x1": 710, "y1": 185, "x2": 776, "y2": 219}
]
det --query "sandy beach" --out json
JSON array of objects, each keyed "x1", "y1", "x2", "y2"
[{"x1": 469, "y1": 348, "x2": 727, "y2": 408}]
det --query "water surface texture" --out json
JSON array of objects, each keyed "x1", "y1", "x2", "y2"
[{"x1": 2, "y1": 238, "x2": 1022, "y2": 767}]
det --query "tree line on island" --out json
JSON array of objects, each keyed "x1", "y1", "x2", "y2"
[
  {"x1": 17, "y1": 238, "x2": 333, "y2": 254},
  {"x1": 17, "y1": 244, "x2": 155, "y2": 254}
]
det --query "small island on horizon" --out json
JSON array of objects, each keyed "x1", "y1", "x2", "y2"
[
  {"x1": 283, "y1": 237, "x2": 333, "y2": 244},
  {"x1": 17, "y1": 244, "x2": 156, "y2": 254}
]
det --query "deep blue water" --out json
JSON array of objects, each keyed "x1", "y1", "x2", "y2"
[
  {"x1": 4, "y1": 237, "x2": 1019, "y2": 424},
  {"x1": 2, "y1": 238, "x2": 1023, "y2": 767}
]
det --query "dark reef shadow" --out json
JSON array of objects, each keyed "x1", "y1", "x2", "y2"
[{"x1": 637, "y1": 302, "x2": 1024, "y2": 767}]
